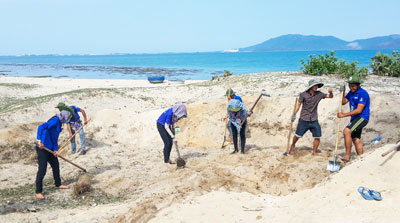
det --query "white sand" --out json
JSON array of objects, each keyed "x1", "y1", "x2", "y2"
[{"x1": 0, "y1": 72, "x2": 399, "y2": 223}]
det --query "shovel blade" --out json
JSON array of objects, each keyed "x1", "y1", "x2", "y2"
[
  {"x1": 327, "y1": 160, "x2": 341, "y2": 172},
  {"x1": 177, "y1": 158, "x2": 186, "y2": 168}
]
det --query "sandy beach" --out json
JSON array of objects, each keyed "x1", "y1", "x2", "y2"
[{"x1": 1, "y1": 72, "x2": 400, "y2": 223}]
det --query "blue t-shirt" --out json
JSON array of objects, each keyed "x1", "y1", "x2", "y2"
[
  {"x1": 345, "y1": 87, "x2": 370, "y2": 121},
  {"x1": 157, "y1": 108, "x2": 173, "y2": 125},
  {"x1": 71, "y1": 106, "x2": 81, "y2": 121},
  {"x1": 36, "y1": 116, "x2": 63, "y2": 151},
  {"x1": 234, "y1": 95, "x2": 243, "y2": 102}
]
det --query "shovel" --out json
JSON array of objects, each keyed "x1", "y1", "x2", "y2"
[
  {"x1": 283, "y1": 97, "x2": 298, "y2": 156},
  {"x1": 240, "y1": 90, "x2": 270, "y2": 126},
  {"x1": 221, "y1": 117, "x2": 229, "y2": 149},
  {"x1": 327, "y1": 83, "x2": 345, "y2": 172},
  {"x1": 58, "y1": 118, "x2": 91, "y2": 154},
  {"x1": 174, "y1": 141, "x2": 186, "y2": 168},
  {"x1": 34, "y1": 142, "x2": 87, "y2": 172}
]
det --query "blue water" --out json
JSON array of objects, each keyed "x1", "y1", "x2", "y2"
[{"x1": 0, "y1": 50, "x2": 397, "y2": 80}]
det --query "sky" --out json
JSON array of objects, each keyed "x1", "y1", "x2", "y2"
[{"x1": 0, "y1": 0, "x2": 399, "y2": 55}]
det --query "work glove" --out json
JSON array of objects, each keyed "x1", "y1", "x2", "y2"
[
  {"x1": 291, "y1": 115, "x2": 296, "y2": 122},
  {"x1": 172, "y1": 137, "x2": 177, "y2": 143},
  {"x1": 339, "y1": 85, "x2": 345, "y2": 92}
]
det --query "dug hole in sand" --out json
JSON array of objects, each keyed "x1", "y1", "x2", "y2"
[{"x1": 0, "y1": 72, "x2": 400, "y2": 222}]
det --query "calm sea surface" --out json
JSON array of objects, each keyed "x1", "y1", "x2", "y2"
[{"x1": 0, "y1": 50, "x2": 397, "y2": 80}]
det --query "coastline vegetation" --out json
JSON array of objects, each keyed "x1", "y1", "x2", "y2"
[{"x1": 301, "y1": 50, "x2": 400, "y2": 78}]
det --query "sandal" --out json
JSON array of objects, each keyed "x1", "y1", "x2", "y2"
[
  {"x1": 368, "y1": 189, "x2": 382, "y2": 201},
  {"x1": 358, "y1": 186, "x2": 374, "y2": 200}
]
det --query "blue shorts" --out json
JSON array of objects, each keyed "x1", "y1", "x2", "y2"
[{"x1": 295, "y1": 119, "x2": 322, "y2": 138}]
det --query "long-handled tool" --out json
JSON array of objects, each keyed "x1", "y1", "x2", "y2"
[
  {"x1": 327, "y1": 83, "x2": 345, "y2": 172},
  {"x1": 240, "y1": 90, "x2": 270, "y2": 126},
  {"x1": 381, "y1": 141, "x2": 400, "y2": 157},
  {"x1": 221, "y1": 117, "x2": 229, "y2": 149},
  {"x1": 34, "y1": 142, "x2": 87, "y2": 172},
  {"x1": 174, "y1": 141, "x2": 186, "y2": 168},
  {"x1": 58, "y1": 118, "x2": 91, "y2": 153},
  {"x1": 283, "y1": 97, "x2": 298, "y2": 156}
]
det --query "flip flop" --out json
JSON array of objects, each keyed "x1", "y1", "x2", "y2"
[
  {"x1": 368, "y1": 189, "x2": 382, "y2": 201},
  {"x1": 358, "y1": 186, "x2": 374, "y2": 200},
  {"x1": 283, "y1": 152, "x2": 288, "y2": 156}
]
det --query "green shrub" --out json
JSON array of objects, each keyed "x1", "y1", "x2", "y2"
[{"x1": 301, "y1": 51, "x2": 367, "y2": 78}]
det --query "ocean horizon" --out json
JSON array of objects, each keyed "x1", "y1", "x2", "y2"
[{"x1": 0, "y1": 49, "x2": 398, "y2": 80}]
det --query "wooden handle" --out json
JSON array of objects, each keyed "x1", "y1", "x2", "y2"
[
  {"x1": 286, "y1": 97, "x2": 298, "y2": 153},
  {"x1": 58, "y1": 118, "x2": 91, "y2": 153},
  {"x1": 240, "y1": 92, "x2": 264, "y2": 126},
  {"x1": 334, "y1": 83, "x2": 345, "y2": 154},
  {"x1": 34, "y1": 143, "x2": 87, "y2": 172}
]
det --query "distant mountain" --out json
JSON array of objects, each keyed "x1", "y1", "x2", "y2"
[{"x1": 238, "y1": 34, "x2": 400, "y2": 52}]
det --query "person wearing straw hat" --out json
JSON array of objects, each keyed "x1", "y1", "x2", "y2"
[
  {"x1": 35, "y1": 110, "x2": 72, "y2": 199},
  {"x1": 225, "y1": 88, "x2": 243, "y2": 143},
  {"x1": 288, "y1": 79, "x2": 333, "y2": 155},
  {"x1": 337, "y1": 74, "x2": 370, "y2": 162}
]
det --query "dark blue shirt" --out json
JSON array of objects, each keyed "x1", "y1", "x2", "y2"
[
  {"x1": 157, "y1": 108, "x2": 173, "y2": 125},
  {"x1": 345, "y1": 87, "x2": 370, "y2": 121},
  {"x1": 71, "y1": 106, "x2": 81, "y2": 121},
  {"x1": 36, "y1": 116, "x2": 62, "y2": 151}
]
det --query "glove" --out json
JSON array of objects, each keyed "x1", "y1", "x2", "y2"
[
  {"x1": 339, "y1": 85, "x2": 345, "y2": 92},
  {"x1": 291, "y1": 115, "x2": 296, "y2": 122},
  {"x1": 172, "y1": 137, "x2": 177, "y2": 143}
]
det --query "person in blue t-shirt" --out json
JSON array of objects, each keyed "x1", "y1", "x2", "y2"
[
  {"x1": 157, "y1": 102, "x2": 187, "y2": 165},
  {"x1": 225, "y1": 88, "x2": 243, "y2": 143},
  {"x1": 56, "y1": 102, "x2": 88, "y2": 155},
  {"x1": 337, "y1": 75, "x2": 370, "y2": 162},
  {"x1": 35, "y1": 110, "x2": 72, "y2": 199}
]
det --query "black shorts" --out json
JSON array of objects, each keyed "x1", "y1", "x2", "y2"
[
  {"x1": 346, "y1": 117, "x2": 368, "y2": 139},
  {"x1": 295, "y1": 119, "x2": 322, "y2": 138}
]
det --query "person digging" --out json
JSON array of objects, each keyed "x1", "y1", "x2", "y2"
[
  {"x1": 225, "y1": 88, "x2": 243, "y2": 143},
  {"x1": 227, "y1": 98, "x2": 249, "y2": 154},
  {"x1": 337, "y1": 74, "x2": 370, "y2": 162},
  {"x1": 156, "y1": 102, "x2": 187, "y2": 166},
  {"x1": 35, "y1": 110, "x2": 72, "y2": 199},
  {"x1": 289, "y1": 79, "x2": 333, "y2": 156}
]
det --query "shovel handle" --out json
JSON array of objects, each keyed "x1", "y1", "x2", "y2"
[
  {"x1": 33, "y1": 142, "x2": 87, "y2": 172},
  {"x1": 286, "y1": 97, "x2": 298, "y2": 153},
  {"x1": 381, "y1": 142, "x2": 400, "y2": 157},
  {"x1": 240, "y1": 91, "x2": 269, "y2": 126},
  {"x1": 58, "y1": 118, "x2": 91, "y2": 153},
  {"x1": 334, "y1": 83, "x2": 345, "y2": 155}
]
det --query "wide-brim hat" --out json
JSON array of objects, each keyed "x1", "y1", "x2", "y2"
[
  {"x1": 55, "y1": 102, "x2": 66, "y2": 109},
  {"x1": 306, "y1": 80, "x2": 324, "y2": 91},
  {"x1": 225, "y1": 88, "x2": 236, "y2": 97},
  {"x1": 228, "y1": 106, "x2": 241, "y2": 112}
]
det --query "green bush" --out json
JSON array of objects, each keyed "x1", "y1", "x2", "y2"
[
  {"x1": 301, "y1": 51, "x2": 367, "y2": 78},
  {"x1": 370, "y1": 51, "x2": 400, "y2": 77}
]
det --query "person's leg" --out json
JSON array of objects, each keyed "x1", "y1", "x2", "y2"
[
  {"x1": 227, "y1": 120, "x2": 233, "y2": 141},
  {"x1": 157, "y1": 123, "x2": 173, "y2": 163},
  {"x1": 289, "y1": 120, "x2": 307, "y2": 154},
  {"x1": 70, "y1": 128, "x2": 76, "y2": 154},
  {"x1": 310, "y1": 121, "x2": 322, "y2": 155},
  {"x1": 35, "y1": 148, "x2": 49, "y2": 194},
  {"x1": 79, "y1": 129, "x2": 86, "y2": 153},
  {"x1": 240, "y1": 121, "x2": 247, "y2": 153},
  {"x1": 353, "y1": 137, "x2": 363, "y2": 155},
  {"x1": 48, "y1": 153, "x2": 62, "y2": 187},
  {"x1": 342, "y1": 127, "x2": 353, "y2": 161},
  {"x1": 231, "y1": 122, "x2": 239, "y2": 153}
]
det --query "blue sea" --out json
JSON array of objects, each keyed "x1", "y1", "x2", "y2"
[{"x1": 0, "y1": 50, "x2": 398, "y2": 80}]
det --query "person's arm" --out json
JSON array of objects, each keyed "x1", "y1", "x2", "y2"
[
  {"x1": 67, "y1": 123, "x2": 73, "y2": 140},
  {"x1": 338, "y1": 104, "x2": 365, "y2": 118},
  {"x1": 164, "y1": 123, "x2": 175, "y2": 138},
  {"x1": 79, "y1": 108, "x2": 88, "y2": 125}
]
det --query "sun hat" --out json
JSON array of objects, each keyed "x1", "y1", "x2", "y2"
[
  {"x1": 225, "y1": 88, "x2": 236, "y2": 97},
  {"x1": 227, "y1": 99, "x2": 242, "y2": 112},
  {"x1": 306, "y1": 79, "x2": 324, "y2": 91},
  {"x1": 348, "y1": 74, "x2": 364, "y2": 84},
  {"x1": 55, "y1": 102, "x2": 77, "y2": 121}
]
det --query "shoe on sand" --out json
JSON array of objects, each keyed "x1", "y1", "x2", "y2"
[
  {"x1": 79, "y1": 150, "x2": 86, "y2": 155},
  {"x1": 36, "y1": 193, "x2": 45, "y2": 199}
]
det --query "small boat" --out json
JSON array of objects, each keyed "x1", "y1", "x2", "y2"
[{"x1": 147, "y1": 76, "x2": 165, "y2": 84}]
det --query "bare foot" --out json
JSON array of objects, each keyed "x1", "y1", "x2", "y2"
[
  {"x1": 312, "y1": 152, "x2": 320, "y2": 156},
  {"x1": 36, "y1": 193, "x2": 45, "y2": 199},
  {"x1": 288, "y1": 145, "x2": 295, "y2": 154},
  {"x1": 57, "y1": 185, "x2": 69, "y2": 189}
]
